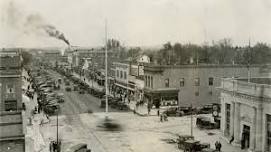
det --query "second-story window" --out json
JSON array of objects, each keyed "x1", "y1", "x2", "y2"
[
  {"x1": 194, "y1": 78, "x2": 200, "y2": 86},
  {"x1": 180, "y1": 78, "x2": 185, "y2": 87},
  {"x1": 147, "y1": 76, "x2": 150, "y2": 87},
  {"x1": 120, "y1": 71, "x2": 123, "y2": 79},
  {"x1": 124, "y1": 71, "x2": 127, "y2": 79},
  {"x1": 165, "y1": 78, "x2": 169, "y2": 87},
  {"x1": 117, "y1": 70, "x2": 119, "y2": 78},
  {"x1": 209, "y1": 77, "x2": 214, "y2": 86},
  {"x1": 150, "y1": 76, "x2": 153, "y2": 88},
  {"x1": 6, "y1": 84, "x2": 15, "y2": 93}
]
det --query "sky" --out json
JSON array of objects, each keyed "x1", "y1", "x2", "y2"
[{"x1": 0, "y1": 0, "x2": 271, "y2": 48}]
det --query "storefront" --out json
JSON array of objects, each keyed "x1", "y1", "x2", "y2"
[{"x1": 143, "y1": 88, "x2": 179, "y2": 108}]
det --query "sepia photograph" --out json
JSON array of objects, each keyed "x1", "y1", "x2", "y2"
[{"x1": 0, "y1": 0, "x2": 271, "y2": 152}]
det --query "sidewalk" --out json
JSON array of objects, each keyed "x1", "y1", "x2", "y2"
[{"x1": 23, "y1": 69, "x2": 48, "y2": 152}]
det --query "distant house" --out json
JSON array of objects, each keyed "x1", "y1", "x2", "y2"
[{"x1": 137, "y1": 55, "x2": 150, "y2": 63}]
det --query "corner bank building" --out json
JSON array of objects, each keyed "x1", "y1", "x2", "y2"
[{"x1": 220, "y1": 77, "x2": 271, "y2": 152}]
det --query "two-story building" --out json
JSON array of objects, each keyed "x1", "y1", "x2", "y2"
[
  {"x1": 143, "y1": 64, "x2": 266, "y2": 107},
  {"x1": 0, "y1": 49, "x2": 24, "y2": 152},
  {"x1": 219, "y1": 77, "x2": 271, "y2": 152}
]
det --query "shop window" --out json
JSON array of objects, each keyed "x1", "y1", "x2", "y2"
[
  {"x1": 165, "y1": 78, "x2": 169, "y2": 87},
  {"x1": 180, "y1": 78, "x2": 184, "y2": 87},
  {"x1": 209, "y1": 77, "x2": 214, "y2": 86},
  {"x1": 194, "y1": 78, "x2": 200, "y2": 86},
  {"x1": 5, "y1": 100, "x2": 17, "y2": 111}
]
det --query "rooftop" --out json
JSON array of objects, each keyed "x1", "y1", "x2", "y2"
[
  {"x1": 238, "y1": 78, "x2": 271, "y2": 85},
  {"x1": 220, "y1": 77, "x2": 271, "y2": 99}
]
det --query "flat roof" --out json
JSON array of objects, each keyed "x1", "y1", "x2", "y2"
[{"x1": 238, "y1": 78, "x2": 271, "y2": 85}]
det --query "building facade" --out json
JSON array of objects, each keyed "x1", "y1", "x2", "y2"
[
  {"x1": 143, "y1": 64, "x2": 266, "y2": 107},
  {"x1": 0, "y1": 50, "x2": 24, "y2": 152},
  {"x1": 113, "y1": 62, "x2": 145, "y2": 102},
  {"x1": 220, "y1": 78, "x2": 271, "y2": 152}
]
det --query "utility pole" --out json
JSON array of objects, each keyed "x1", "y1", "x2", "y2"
[
  {"x1": 190, "y1": 103, "x2": 193, "y2": 136},
  {"x1": 105, "y1": 19, "x2": 109, "y2": 117},
  {"x1": 247, "y1": 38, "x2": 251, "y2": 83},
  {"x1": 56, "y1": 110, "x2": 58, "y2": 145}
]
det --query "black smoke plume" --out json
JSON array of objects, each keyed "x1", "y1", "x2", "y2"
[
  {"x1": 25, "y1": 14, "x2": 70, "y2": 46},
  {"x1": 42, "y1": 25, "x2": 70, "y2": 45}
]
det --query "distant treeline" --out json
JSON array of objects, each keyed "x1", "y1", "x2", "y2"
[{"x1": 110, "y1": 38, "x2": 271, "y2": 65}]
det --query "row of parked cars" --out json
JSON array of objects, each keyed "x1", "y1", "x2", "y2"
[
  {"x1": 162, "y1": 103, "x2": 220, "y2": 117},
  {"x1": 162, "y1": 103, "x2": 221, "y2": 129},
  {"x1": 100, "y1": 96, "x2": 129, "y2": 110},
  {"x1": 31, "y1": 68, "x2": 64, "y2": 115},
  {"x1": 54, "y1": 68, "x2": 106, "y2": 99}
]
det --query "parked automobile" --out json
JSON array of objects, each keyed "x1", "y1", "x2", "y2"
[
  {"x1": 177, "y1": 135, "x2": 194, "y2": 149},
  {"x1": 163, "y1": 106, "x2": 184, "y2": 117},
  {"x1": 65, "y1": 80, "x2": 70, "y2": 86},
  {"x1": 182, "y1": 139, "x2": 210, "y2": 152},
  {"x1": 197, "y1": 104, "x2": 213, "y2": 114},
  {"x1": 66, "y1": 143, "x2": 91, "y2": 152},
  {"x1": 65, "y1": 87, "x2": 72, "y2": 92},
  {"x1": 196, "y1": 116, "x2": 219, "y2": 129},
  {"x1": 79, "y1": 89, "x2": 85, "y2": 94}
]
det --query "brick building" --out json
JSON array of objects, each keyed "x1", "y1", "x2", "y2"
[
  {"x1": 143, "y1": 64, "x2": 266, "y2": 107},
  {"x1": 219, "y1": 77, "x2": 271, "y2": 152},
  {"x1": 0, "y1": 49, "x2": 24, "y2": 152}
]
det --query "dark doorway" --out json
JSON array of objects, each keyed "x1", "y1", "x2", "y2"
[{"x1": 241, "y1": 125, "x2": 250, "y2": 149}]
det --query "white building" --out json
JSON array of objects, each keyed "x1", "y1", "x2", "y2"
[{"x1": 219, "y1": 77, "x2": 271, "y2": 152}]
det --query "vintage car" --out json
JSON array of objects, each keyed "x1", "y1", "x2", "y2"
[
  {"x1": 182, "y1": 139, "x2": 210, "y2": 152},
  {"x1": 196, "y1": 116, "x2": 219, "y2": 129},
  {"x1": 177, "y1": 135, "x2": 194, "y2": 149},
  {"x1": 66, "y1": 143, "x2": 91, "y2": 152},
  {"x1": 65, "y1": 87, "x2": 72, "y2": 92},
  {"x1": 163, "y1": 106, "x2": 184, "y2": 117}
]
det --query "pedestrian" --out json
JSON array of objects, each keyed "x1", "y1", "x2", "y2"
[
  {"x1": 40, "y1": 119, "x2": 44, "y2": 126},
  {"x1": 217, "y1": 141, "x2": 222, "y2": 152},
  {"x1": 215, "y1": 141, "x2": 219, "y2": 151},
  {"x1": 46, "y1": 114, "x2": 50, "y2": 122},
  {"x1": 157, "y1": 110, "x2": 160, "y2": 116},
  {"x1": 160, "y1": 114, "x2": 163, "y2": 122},
  {"x1": 229, "y1": 135, "x2": 234, "y2": 144},
  {"x1": 163, "y1": 113, "x2": 168, "y2": 121}
]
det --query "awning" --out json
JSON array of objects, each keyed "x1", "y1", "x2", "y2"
[
  {"x1": 143, "y1": 88, "x2": 179, "y2": 94},
  {"x1": 115, "y1": 83, "x2": 135, "y2": 91}
]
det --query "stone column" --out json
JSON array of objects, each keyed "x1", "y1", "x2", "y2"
[
  {"x1": 234, "y1": 102, "x2": 241, "y2": 144},
  {"x1": 250, "y1": 107, "x2": 257, "y2": 150},
  {"x1": 255, "y1": 106, "x2": 263, "y2": 151}
]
